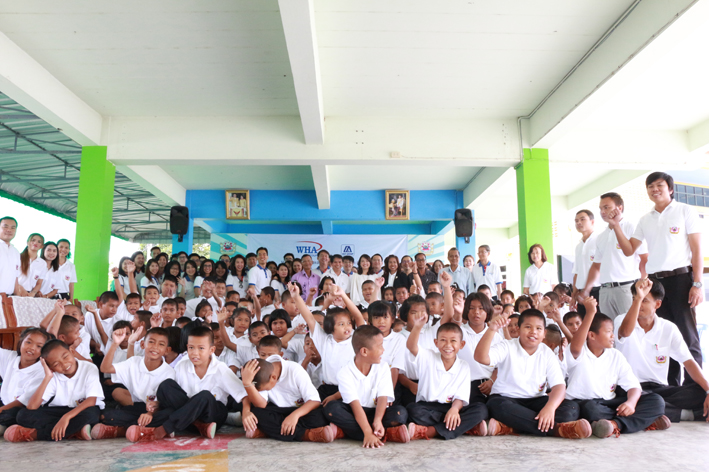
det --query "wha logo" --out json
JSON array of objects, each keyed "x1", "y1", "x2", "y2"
[{"x1": 295, "y1": 241, "x2": 323, "y2": 255}]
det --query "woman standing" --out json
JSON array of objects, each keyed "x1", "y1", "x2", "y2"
[
  {"x1": 54, "y1": 239, "x2": 77, "y2": 301},
  {"x1": 31, "y1": 242, "x2": 60, "y2": 299},
  {"x1": 523, "y1": 243, "x2": 558, "y2": 295},
  {"x1": 463, "y1": 255, "x2": 475, "y2": 272},
  {"x1": 140, "y1": 258, "x2": 161, "y2": 297},
  {"x1": 347, "y1": 254, "x2": 380, "y2": 305},
  {"x1": 228, "y1": 255, "x2": 248, "y2": 298},
  {"x1": 270, "y1": 263, "x2": 290, "y2": 303},
  {"x1": 17, "y1": 233, "x2": 44, "y2": 296}
]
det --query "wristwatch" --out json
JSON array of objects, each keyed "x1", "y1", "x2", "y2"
[{"x1": 692, "y1": 281, "x2": 703, "y2": 289}]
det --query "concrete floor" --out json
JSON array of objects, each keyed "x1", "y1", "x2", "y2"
[{"x1": 0, "y1": 423, "x2": 707, "y2": 472}]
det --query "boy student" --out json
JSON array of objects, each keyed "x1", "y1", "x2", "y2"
[
  {"x1": 6, "y1": 340, "x2": 104, "y2": 442},
  {"x1": 324, "y1": 325, "x2": 410, "y2": 446},
  {"x1": 565, "y1": 297, "x2": 668, "y2": 438},
  {"x1": 83, "y1": 291, "x2": 128, "y2": 348},
  {"x1": 154, "y1": 298, "x2": 179, "y2": 329},
  {"x1": 234, "y1": 321, "x2": 270, "y2": 369},
  {"x1": 240, "y1": 357, "x2": 334, "y2": 443},
  {"x1": 185, "y1": 278, "x2": 220, "y2": 318},
  {"x1": 475, "y1": 309, "x2": 591, "y2": 439},
  {"x1": 92, "y1": 327, "x2": 177, "y2": 441},
  {"x1": 259, "y1": 286, "x2": 277, "y2": 318},
  {"x1": 615, "y1": 279, "x2": 709, "y2": 422},
  {"x1": 563, "y1": 312, "x2": 583, "y2": 339},
  {"x1": 143, "y1": 286, "x2": 161, "y2": 314}
]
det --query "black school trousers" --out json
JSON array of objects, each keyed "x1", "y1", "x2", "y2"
[
  {"x1": 577, "y1": 287, "x2": 600, "y2": 316},
  {"x1": 317, "y1": 383, "x2": 339, "y2": 401},
  {"x1": 0, "y1": 406, "x2": 23, "y2": 427},
  {"x1": 652, "y1": 272, "x2": 703, "y2": 386},
  {"x1": 16, "y1": 406, "x2": 101, "y2": 441},
  {"x1": 251, "y1": 403, "x2": 329, "y2": 442},
  {"x1": 102, "y1": 402, "x2": 174, "y2": 428},
  {"x1": 577, "y1": 393, "x2": 665, "y2": 433},
  {"x1": 323, "y1": 400, "x2": 408, "y2": 440},
  {"x1": 407, "y1": 401, "x2": 488, "y2": 440},
  {"x1": 487, "y1": 395, "x2": 579, "y2": 437},
  {"x1": 157, "y1": 379, "x2": 228, "y2": 435},
  {"x1": 641, "y1": 381, "x2": 707, "y2": 422}
]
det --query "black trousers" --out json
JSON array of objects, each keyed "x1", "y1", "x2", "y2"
[
  {"x1": 652, "y1": 272, "x2": 702, "y2": 386},
  {"x1": 394, "y1": 379, "x2": 418, "y2": 406},
  {"x1": 641, "y1": 381, "x2": 707, "y2": 422},
  {"x1": 577, "y1": 393, "x2": 665, "y2": 433},
  {"x1": 102, "y1": 402, "x2": 174, "y2": 428},
  {"x1": 317, "y1": 383, "x2": 339, "y2": 401},
  {"x1": 577, "y1": 287, "x2": 600, "y2": 316},
  {"x1": 406, "y1": 401, "x2": 488, "y2": 440},
  {"x1": 0, "y1": 406, "x2": 23, "y2": 427},
  {"x1": 323, "y1": 400, "x2": 408, "y2": 440},
  {"x1": 487, "y1": 395, "x2": 579, "y2": 437},
  {"x1": 251, "y1": 403, "x2": 329, "y2": 442},
  {"x1": 16, "y1": 406, "x2": 101, "y2": 441},
  {"x1": 157, "y1": 379, "x2": 228, "y2": 435},
  {"x1": 469, "y1": 379, "x2": 489, "y2": 405}
]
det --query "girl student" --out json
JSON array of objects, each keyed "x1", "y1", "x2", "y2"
[
  {"x1": 31, "y1": 242, "x2": 60, "y2": 299},
  {"x1": 55, "y1": 239, "x2": 77, "y2": 301},
  {"x1": 140, "y1": 259, "x2": 161, "y2": 298},
  {"x1": 228, "y1": 254, "x2": 248, "y2": 298},
  {"x1": 270, "y1": 263, "x2": 290, "y2": 303},
  {"x1": 214, "y1": 260, "x2": 229, "y2": 284},
  {"x1": 17, "y1": 233, "x2": 44, "y2": 296},
  {"x1": 193, "y1": 259, "x2": 215, "y2": 298},
  {"x1": 182, "y1": 260, "x2": 198, "y2": 300},
  {"x1": 130, "y1": 250, "x2": 146, "y2": 286},
  {"x1": 164, "y1": 261, "x2": 186, "y2": 297},
  {"x1": 117, "y1": 257, "x2": 139, "y2": 298}
]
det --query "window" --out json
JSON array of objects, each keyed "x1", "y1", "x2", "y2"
[{"x1": 674, "y1": 184, "x2": 709, "y2": 207}]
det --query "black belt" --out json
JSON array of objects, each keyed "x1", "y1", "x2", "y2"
[
  {"x1": 650, "y1": 266, "x2": 691, "y2": 279},
  {"x1": 600, "y1": 280, "x2": 635, "y2": 289}
]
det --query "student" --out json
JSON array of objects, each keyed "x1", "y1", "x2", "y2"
[
  {"x1": 405, "y1": 311, "x2": 488, "y2": 440},
  {"x1": 194, "y1": 259, "x2": 215, "y2": 298},
  {"x1": 523, "y1": 244, "x2": 558, "y2": 296},
  {"x1": 563, "y1": 312, "x2": 583, "y2": 339},
  {"x1": 234, "y1": 321, "x2": 270, "y2": 368},
  {"x1": 240, "y1": 357, "x2": 334, "y2": 442},
  {"x1": 16, "y1": 233, "x2": 44, "y2": 296},
  {"x1": 143, "y1": 286, "x2": 161, "y2": 314},
  {"x1": 116, "y1": 257, "x2": 139, "y2": 297},
  {"x1": 140, "y1": 259, "x2": 161, "y2": 297},
  {"x1": 615, "y1": 279, "x2": 709, "y2": 422},
  {"x1": 47, "y1": 312, "x2": 91, "y2": 363},
  {"x1": 506, "y1": 314, "x2": 520, "y2": 339},
  {"x1": 83, "y1": 291, "x2": 128, "y2": 348},
  {"x1": 0, "y1": 327, "x2": 51, "y2": 434},
  {"x1": 268, "y1": 309, "x2": 305, "y2": 361},
  {"x1": 324, "y1": 325, "x2": 410, "y2": 446},
  {"x1": 6, "y1": 340, "x2": 104, "y2": 442},
  {"x1": 259, "y1": 286, "x2": 277, "y2": 318},
  {"x1": 571, "y1": 210, "x2": 600, "y2": 315},
  {"x1": 565, "y1": 297, "x2": 668, "y2": 438},
  {"x1": 368, "y1": 301, "x2": 406, "y2": 390},
  {"x1": 302, "y1": 334, "x2": 323, "y2": 389},
  {"x1": 92, "y1": 327, "x2": 177, "y2": 441},
  {"x1": 348, "y1": 254, "x2": 379, "y2": 305},
  {"x1": 185, "y1": 278, "x2": 221, "y2": 318},
  {"x1": 500, "y1": 290, "x2": 515, "y2": 306},
  {"x1": 475, "y1": 309, "x2": 590, "y2": 439}
]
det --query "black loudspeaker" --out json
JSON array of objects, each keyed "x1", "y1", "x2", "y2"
[
  {"x1": 454, "y1": 209, "x2": 473, "y2": 243},
  {"x1": 170, "y1": 206, "x2": 189, "y2": 242}
]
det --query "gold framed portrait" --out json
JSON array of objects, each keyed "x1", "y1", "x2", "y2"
[
  {"x1": 226, "y1": 190, "x2": 250, "y2": 220},
  {"x1": 385, "y1": 190, "x2": 409, "y2": 220}
]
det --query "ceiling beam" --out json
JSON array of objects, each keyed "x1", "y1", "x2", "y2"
[
  {"x1": 116, "y1": 165, "x2": 186, "y2": 207},
  {"x1": 688, "y1": 116, "x2": 709, "y2": 155},
  {"x1": 278, "y1": 0, "x2": 324, "y2": 145},
  {"x1": 566, "y1": 170, "x2": 649, "y2": 210},
  {"x1": 463, "y1": 167, "x2": 514, "y2": 208},
  {"x1": 311, "y1": 165, "x2": 330, "y2": 209}
]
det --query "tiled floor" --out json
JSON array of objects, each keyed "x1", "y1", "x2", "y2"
[{"x1": 0, "y1": 423, "x2": 707, "y2": 472}]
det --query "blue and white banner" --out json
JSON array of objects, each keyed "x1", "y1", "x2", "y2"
[{"x1": 247, "y1": 234, "x2": 408, "y2": 262}]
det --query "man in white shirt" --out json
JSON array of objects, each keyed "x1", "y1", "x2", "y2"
[
  {"x1": 611, "y1": 172, "x2": 704, "y2": 386},
  {"x1": 324, "y1": 254, "x2": 350, "y2": 293},
  {"x1": 439, "y1": 247, "x2": 473, "y2": 296},
  {"x1": 371, "y1": 254, "x2": 385, "y2": 277},
  {"x1": 470, "y1": 245, "x2": 502, "y2": 299},
  {"x1": 571, "y1": 210, "x2": 600, "y2": 315},
  {"x1": 247, "y1": 247, "x2": 272, "y2": 297},
  {"x1": 582, "y1": 193, "x2": 648, "y2": 319},
  {"x1": 0, "y1": 217, "x2": 21, "y2": 295},
  {"x1": 313, "y1": 250, "x2": 330, "y2": 277}
]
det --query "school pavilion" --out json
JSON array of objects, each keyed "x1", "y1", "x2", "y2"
[{"x1": 1, "y1": 1, "x2": 709, "y2": 471}]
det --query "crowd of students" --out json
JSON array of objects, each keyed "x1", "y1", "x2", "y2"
[{"x1": 0, "y1": 171, "x2": 706, "y2": 446}]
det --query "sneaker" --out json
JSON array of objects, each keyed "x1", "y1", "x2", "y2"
[
  {"x1": 384, "y1": 424, "x2": 410, "y2": 443},
  {"x1": 67, "y1": 424, "x2": 92, "y2": 440},
  {"x1": 3, "y1": 425, "x2": 37, "y2": 442},
  {"x1": 465, "y1": 420, "x2": 487, "y2": 437},
  {"x1": 245, "y1": 428, "x2": 268, "y2": 439},
  {"x1": 407, "y1": 423, "x2": 429, "y2": 441},
  {"x1": 645, "y1": 415, "x2": 671, "y2": 431},
  {"x1": 192, "y1": 420, "x2": 217, "y2": 439},
  {"x1": 91, "y1": 424, "x2": 126, "y2": 440},
  {"x1": 126, "y1": 425, "x2": 157, "y2": 443},
  {"x1": 487, "y1": 419, "x2": 515, "y2": 436},
  {"x1": 225, "y1": 412, "x2": 242, "y2": 427},
  {"x1": 556, "y1": 419, "x2": 592, "y2": 439},
  {"x1": 332, "y1": 425, "x2": 346, "y2": 440},
  {"x1": 591, "y1": 419, "x2": 620, "y2": 438},
  {"x1": 302, "y1": 424, "x2": 336, "y2": 443}
]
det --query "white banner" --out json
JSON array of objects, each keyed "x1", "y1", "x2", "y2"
[{"x1": 247, "y1": 234, "x2": 408, "y2": 262}]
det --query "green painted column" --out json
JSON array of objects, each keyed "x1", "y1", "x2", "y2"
[
  {"x1": 515, "y1": 148, "x2": 553, "y2": 283},
  {"x1": 74, "y1": 146, "x2": 115, "y2": 300}
]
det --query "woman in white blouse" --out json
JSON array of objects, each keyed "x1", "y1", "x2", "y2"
[
  {"x1": 55, "y1": 239, "x2": 77, "y2": 300},
  {"x1": 30, "y1": 241, "x2": 60, "y2": 299},
  {"x1": 347, "y1": 254, "x2": 380, "y2": 305},
  {"x1": 523, "y1": 243, "x2": 558, "y2": 295},
  {"x1": 17, "y1": 233, "x2": 44, "y2": 296}
]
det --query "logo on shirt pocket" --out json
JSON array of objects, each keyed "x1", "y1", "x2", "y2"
[
  {"x1": 295, "y1": 398, "x2": 305, "y2": 407},
  {"x1": 446, "y1": 395, "x2": 454, "y2": 403},
  {"x1": 65, "y1": 275, "x2": 70, "y2": 281},
  {"x1": 146, "y1": 395, "x2": 157, "y2": 402},
  {"x1": 538, "y1": 383, "x2": 545, "y2": 393},
  {"x1": 610, "y1": 384, "x2": 616, "y2": 393},
  {"x1": 615, "y1": 243, "x2": 621, "y2": 250},
  {"x1": 77, "y1": 398, "x2": 86, "y2": 404},
  {"x1": 656, "y1": 355, "x2": 667, "y2": 364},
  {"x1": 669, "y1": 226, "x2": 680, "y2": 234},
  {"x1": 590, "y1": 255, "x2": 594, "y2": 261}
]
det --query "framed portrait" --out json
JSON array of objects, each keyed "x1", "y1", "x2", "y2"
[
  {"x1": 226, "y1": 190, "x2": 250, "y2": 220},
  {"x1": 385, "y1": 190, "x2": 410, "y2": 220}
]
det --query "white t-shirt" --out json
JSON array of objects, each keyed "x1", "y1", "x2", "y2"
[
  {"x1": 564, "y1": 343, "x2": 640, "y2": 401},
  {"x1": 572, "y1": 233, "x2": 600, "y2": 290},
  {"x1": 523, "y1": 262, "x2": 558, "y2": 294},
  {"x1": 263, "y1": 355, "x2": 320, "y2": 408},
  {"x1": 76, "y1": 326, "x2": 91, "y2": 360},
  {"x1": 306, "y1": 362, "x2": 323, "y2": 389},
  {"x1": 118, "y1": 274, "x2": 139, "y2": 295},
  {"x1": 185, "y1": 296, "x2": 220, "y2": 319},
  {"x1": 113, "y1": 356, "x2": 176, "y2": 403},
  {"x1": 270, "y1": 279, "x2": 287, "y2": 296},
  {"x1": 614, "y1": 314, "x2": 693, "y2": 386},
  {"x1": 55, "y1": 260, "x2": 77, "y2": 294},
  {"x1": 487, "y1": 338, "x2": 565, "y2": 398},
  {"x1": 41, "y1": 360, "x2": 105, "y2": 409},
  {"x1": 0, "y1": 349, "x2": 45, "y2": 405},
  {"x1": 29, "y1": 258, "x2": 59, "y2": 295},
  {"x1": 458, "y1": 324, "x2": 504, "y2": 381},
  {"x1": 173, "y1": 354, "x2": 250, "y2": 405},
  {"x1": 0, "y1": 241, "x2": 20, "y2": 295},
  {"x1": 470, "y1": 262, "x2": 502, "y2": 296},
  {"x1": 247, "y1": 265, "x2": 271, "y2": 296},
  {"x1": 413, "y1": 348, "x2": 470, "y2": 406},
  {"x1": 310, "y1": 322, "x2": 353, "y2": 386},
  {"x1": 337, "y1": 359, "x2": 395, "y2": 408},
  {"x1": 382, "y1": 330, "x2": 406, "y2": 371},
  {"x1": 227, "y1": 273, "x2": 248, "y2": 298},
  {"x1": 595, "y1": 220, "x2": 647, "y2": 284}
]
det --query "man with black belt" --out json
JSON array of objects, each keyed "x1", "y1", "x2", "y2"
[
  {"x1": 611, "y1": 172, "x2": 703, "y2": 386},
  {"x1": 582, "y1": 192, "x2": 648, "y2": 319},
  {"x1": 571, "y1": 210, "x2": 600, "y2": 315}
]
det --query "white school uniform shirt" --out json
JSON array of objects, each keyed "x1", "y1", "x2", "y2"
[
  {"x1": 261, "y1": 304, "x2": 276, "y2": 318},
  {"x1": 55, "y1": 260, "x2": 77, "y2": 294},
  {"x1": 27, "y1": 258, "x2": 49, "y2": 291},
  {"x1": 284, "y1": 334, "x2": 305, "y2": 363},
  {"x1": 247, "y1": 265, "x2": 271, "y2": 296},
  {"x1": 118, "y1": 274, "x2": 139, "y2": 294},
  {"x1": 234, "y1": 342, "x2": 259, "y2": 368},
  {"x1": 487, "y1": 338, "x2": 565, "y2": 399},
  {"x1": 193, "y1": 275, "x2": 205, "y2": 290},
  {"x1": 263, "y1": 355, "x2": 320, "y2": 408},
  {"x1": 312, "y1": 266, "x2": 330, "y2": 277},
  {"x1": 17, "y1": 254, "x2": 39, "y2": 292},
  {"x1": 229, "y1": 273, "x2": 249, "y2": 298},
  {"x1": 216, "y1": 347, "x2": 238, "y2": 368},
  {"x1": 471, "y1": 262, "x2": 503, "y2": 297},
  {"x1": 613, "y1": 314, "x2": 693, "y2": 386},
  {"x1": 347, "y1": 273, "x2": 379, "y2": 305},
  {"x1": 0, "y1": 241, "x2": 20, "y2": 295},
  {"x1": 113, "y1": 356, "x2": 176, "y2": 403},
  {"x1": 324, "y1": 269, "x2": 350, "y2": 293},
  {"x1": 572, "y1": 232, "x2": 600, "y2": 290},
  {"x1": 564, "y1": 343, "x2": 640, "y2": 401},
  {"x1": 382, "y1": 330, "x2": 406, "y2": 371},
  {"x1": 595, "y1": 219, "x2": 647, "y2": 284},
  {"x1": 413, "y1": 348, "x2": 471, "y2": 406},
  {"x1": 102, "y1": 340, "x2": 128, "y2": 380},
  {"x1": 140, "y1": 276, "x2": 160, "y2": 291},
  {"x1": 338, "y1": 359, "x2": 395, "y2": 408},
  {"x1": 0, "y1": 349, "x2": 45, "y2": 405},
  {"x1": 633, "y1": 200, "x2": 702, "y2": 274},
  {"x1": 173, "y1": 354, "x2": 250, "y2": 405},
  {"x1": 310, "y1": 322, "x2": 354, "y2": 386},
  {"x1": 458, "y1": 324, "x2": 504, "y2": 381},
  {"x1": 83, "y1": 309, "x2": 133, "y2": 346},
  {"x1": 76, "y1": 326, "x2": 91, "y2": 359},
  {"x1": 306, "y1": 362, "x2": 323, "y2": 388},
  {"x1": 41, "y1": 360, "x2": 105, "y2": 409},
  {"x1": 270, "y1": 279, "x2": 287, "y2": 297},
  {"x1": 185, "y1": 296, "x2": 220, "y2": 319},
  {"x1": 523, "y1": 262, "x2": 558, "y2": 294}
]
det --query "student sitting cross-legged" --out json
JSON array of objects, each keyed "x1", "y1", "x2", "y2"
[
  {"x1": 324, "y1": 325, "x2": 410, "y2": 447},
  {"x1": 475, "y1": 309, "x2": 591, "y2": 439},
  {"x1": 566, "y1": 297, "x2": 668, "y2": 438}
]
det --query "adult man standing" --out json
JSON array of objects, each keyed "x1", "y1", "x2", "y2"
[
  {"x1": 439, "y1": 248, "x2": 473, "y2": 296},
  {"x1": 612, "y1": 172, "x2": 704, "y2": 386},
  {"x1": 571, "y1": 210, "x2": 600, "y2": 315},
  {"x1": 470, "y1": 245, "x2": 503, "y2": 299},
  {"x1": 371, "y1": 254, "x2": 385, "y2": 277},
  {"x1": 313, "y1": 249, "x2": 330, "y2": 277},
  {"x1": 0, "y1": 217, "x2": 20, "y2": 295},
  {"x1": 324, "y1": 254, "x2": 349, "y2": 293},
  {"x1": 291, "y1": 254, "x2": 321, "y2": 300},
  {"x1": 414, "y1": 252, "x2": 437, "y2": 293},
  {"x1": 247, "y1": 247, "x2": 271, "y2": 297}
]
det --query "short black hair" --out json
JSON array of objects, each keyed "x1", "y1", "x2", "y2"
[
  {"x1": 112, "y1": 320, "x2": 132, "y2": 333},
  {"x1": 253, "y1": 358, "x2": 274, "y2": 388},
  {"x1": 600, "y1": 192, "x2": 624, "y2": 209},
  {"x1": 589, "y1": 313, "x2": 614, "y2": 335},
  {"x1": 268, "y1": 309, "x2": 292, "y2": 331},
  {"x1": 174, "y1": 296, "x2": 186, "y2": 306},
  {"x1": 99, "y1": 291, "x2": 120, "y2": 304},
  {"x1": 367, "y1": 300, "x2": 394, "y2": 324},
  {"x1": 518, "y1": 309, "x2": 546, "y2": 328},
  {"x1": 58, "y1": 315, "x2": 80, "y2": 336},
  {"x1": 162, "y1": 298, "x2": 178, "y2": 309},
  {"x1": 145, "y1": 327, "x2": 169, "y2": 342},
  {"x1": 41, "y1": 339, "x2": 69, "y2": 358},
  {"x1": 477, "y1": 284, "x2": 491, "y2": 292},
  {"x1": 162, "y1": 274, "x2": 178, "y2": 286},
  {"x1": 188, "y1": 325, "x2": 214, "y2": 345},
  {"x1": 126, "y1": 292, "x2": 142, "y2": 304},
  {"x1": 331, "y1": 254, "x2": 343, "y2": 262},
  {"x1": 544, "y1": 291, "x2": 560, "y2": 305},
  {"x1": 352, "y1": 325, "x2": 382, "y2": 354},
  {"x1": 323, "y1": 307, "x2": 351, "y2": 334},
  {"x1": 256, "y1": 247, "x2": 268, "y2": 255},
  {"x1": 343, "y1": 255, "x2": 354, "y2": 263},
  {"x1": 260, "y1": 286, "x2": 275, "y2": 300},
  {"x1": 249, "y1": 321, "x2": 268, "y2": 335},
  {"x1": 631, "y1": 279, "x2": 666, "y2": 301},
  {"x1": 258, "y1": 335, "x2": 282, "y2": 350},
  {"x1": 646, "y1": 172, "x2": 674, "y2": 199},
  {"x1": 399, "y1": 295, "x2": 427, "y2": 322},
  {"x1": 576, "y1": 209, "x2": 594, "y2": 220},
  {"x1": 166, "y1": 326, "x2": 182, "y2": 352},
  {"x1": 436, "y1": 322, "x2": 463, "y2": 339},
  {"x1": 426, "y1": 292, "x2": 443, "y2": 302},
  {"x1": 563, "y1": 311, "x2": 582, "y2": 324}
]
